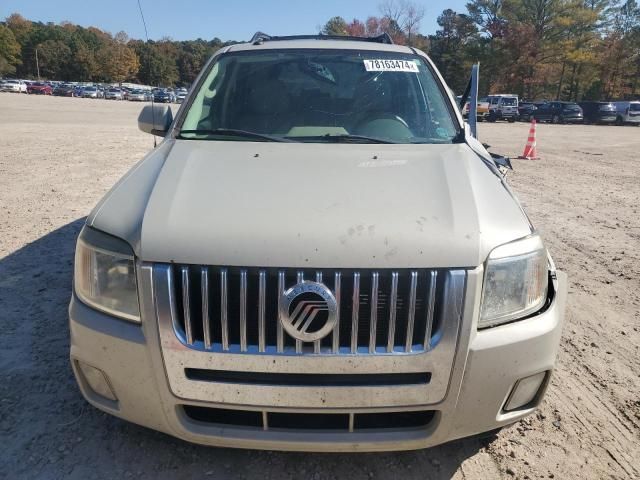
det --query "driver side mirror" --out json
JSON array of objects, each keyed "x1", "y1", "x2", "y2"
[{"x1": 138, "y1": 104, "x2": 173, "y2": 136}]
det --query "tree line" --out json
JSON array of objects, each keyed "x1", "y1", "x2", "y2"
[
  {"x1": 1, "y1": 1, "x2": 639, "y2": 100},
  {"x1": 0, "y1": 13, "x2": 235, "y2": 87},
  {"x1": 322, "y1": 0, "x2": 640, "y2": 100}
]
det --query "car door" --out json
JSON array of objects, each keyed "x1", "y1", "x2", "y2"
[{"x1": 535, "y1": 103, "x2": 550, "y2": 121}]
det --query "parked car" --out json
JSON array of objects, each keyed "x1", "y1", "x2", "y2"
[
  {"x1": 175, "y1": 88, "x2": 188, "y2": 103},
  {"x1": 81, "y1": 86, "x2": 102, "y2": 99},
  {"x1": 70, "y1": 33, "x2": 567, "y2": 452},
  {"x1": 612, "y1": 101, "x2": 640, "y2": 126},
  {"x1": 533, "y1": 101, "x2": 583, "y2": 124},
  {"x1": 486, "y1": 94, "x2": 519, "y2": 122},
  {"x1": 27, "y1": 82, "x2": 53, "y2": 95},
  {"x1": 463, "y1": 96, "x2": 490, "y2": 121},
  {"x1": 578, "y1": 101, "x2": 617, "y2": 124},
  {"x1": 53, "y1": 84, "x2": 76, "y2": 97},
  {"x1": 518, "y1": 101, "x2": 546, "y2": 122},
  {"x1": 0, "y1": 79, "x2": 28, "y2": 93},
  {"x1": 105, "y1": 88, "x2": 125, "y2": 100},
  {"x1": 153, "y1": 89, "x2": 175, "y2": 103},
  {"x1": 127, "y1": 89, "x2": 152, "y2": 102}
]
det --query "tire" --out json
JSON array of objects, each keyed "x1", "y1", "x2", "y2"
[
  {"x1": 615, "y1": 116, "x2": 624, "y2": 126},
  {"x1": 508, "y1": 117, "x2": 515, "y2": 123},
  {"x1": 552, "y1": 115, "x2": 560, "y2": 124}
]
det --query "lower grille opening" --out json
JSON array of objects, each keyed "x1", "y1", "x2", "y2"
[
  {"x1": 355, "y1": 410, "x2": 435, "y2": 429},
  {"x1": 269, "y1": 412, "x2": 348, "y2": 430},
  {"x1": 182, "y1": 406, "x2": 436, "y2": 432},
  {"x1": 183, "y1": 406, "x2": 262, "y2": 428},
  {"x1": 185, "y1": 368, "x2": 431, "y2": 387}
]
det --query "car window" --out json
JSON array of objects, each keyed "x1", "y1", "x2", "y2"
[
  {"x1": 180, "y1": 49, "x2": 459, "y2": 144},
  {"x1": 630, "y1": 103, "x2": 640, "y2": 112}
]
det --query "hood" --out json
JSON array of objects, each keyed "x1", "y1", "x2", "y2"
[{"x1": 130, "y1": 141, "x2": 531, "y2": 269}]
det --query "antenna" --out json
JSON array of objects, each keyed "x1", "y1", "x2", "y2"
[{"x1": 137, "y1": 0, "x2": 157, "y2": 147}]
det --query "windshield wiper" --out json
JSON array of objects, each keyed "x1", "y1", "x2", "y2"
[
  {"x1": 178, "y1": 128, "x2": 291, "y2": 142},
  {"x1": 286, "y1": 134, "x2": 396, "y2": 144}
]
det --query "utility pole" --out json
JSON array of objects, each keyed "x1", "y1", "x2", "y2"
[{"x1": 35, "y1": 49, "x2": 41, "y2": 80}]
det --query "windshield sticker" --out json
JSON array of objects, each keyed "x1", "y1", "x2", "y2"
[{"x1": 363, "y1": 59, "x2": 419, "y2": 73}]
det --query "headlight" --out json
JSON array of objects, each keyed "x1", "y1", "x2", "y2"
[
  {"x1": 479, "y1": 235, "x2": 548, "y2": 328},
  {"x1": 74, "y1": 227, "x2": 140, "y2": 322}
]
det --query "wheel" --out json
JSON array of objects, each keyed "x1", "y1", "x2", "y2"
[
  {"x1": 615, "y1": 116, "x2": 624, "y2": 126},
  {"x1": 552, "y1": 115, "x2": 559, "y2": 124},
  {"x1": 508, "y1": 117, "x2": 515, "y2": 123},
  {"x1": 488, "y1": 114, "x2": 497, "y2": 123}
]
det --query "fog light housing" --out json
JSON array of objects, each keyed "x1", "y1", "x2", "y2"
[
  {"x1": 77, "y1": 361, "x2": 118, "y2": 402},
  {"x1": 504, "y1": 371, "x2": 547, "y2": 411}
]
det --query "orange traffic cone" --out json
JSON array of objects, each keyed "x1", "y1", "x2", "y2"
[{"x1": 518, "y1": 119, "x2": 540, "y2": 160}]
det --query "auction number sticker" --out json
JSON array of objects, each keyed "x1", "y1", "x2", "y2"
[{"x1": 363, "y1": 59, "x2": 419, "y2": 72}]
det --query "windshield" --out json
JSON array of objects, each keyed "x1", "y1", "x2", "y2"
[
  {"x1": 564, "y1": 104, "x2": 581, "y2": 112},
  {"x1": 501, "y1": 98, "x2": 517, "y2": 106},
  {"x1": 630, "y1": 103, "x2": 640, "y2": 111},
  {"x1": 179, "y1": 49, "x2": 459, "y2": 143}
]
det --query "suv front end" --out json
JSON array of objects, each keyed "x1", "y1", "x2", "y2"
[{"x1": 69, "y1": 36, "x2": 567, "y2": 451}]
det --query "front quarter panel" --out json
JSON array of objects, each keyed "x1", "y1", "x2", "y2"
[{"x1": 87, "y1": 140, "x2": 173, "y2": 254}]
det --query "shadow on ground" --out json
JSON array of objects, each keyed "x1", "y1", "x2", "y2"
[{"x1": 0, "y1": 220, "x2": 497, "y2": 480}]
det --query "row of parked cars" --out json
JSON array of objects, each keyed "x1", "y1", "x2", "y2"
[
  {"x1": 517, "y1": 100, "x2": 639, "y2": 125},
  {"x1": 463, "y1": 94, "x2": 640, "y2": 126},
  {"x1": 0, "y1": 79, "x2": 189, "y2": 104}
]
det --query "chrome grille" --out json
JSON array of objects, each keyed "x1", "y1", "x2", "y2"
[{"x1": 167, "y1": 265, "x2": 452, "y2": 355}]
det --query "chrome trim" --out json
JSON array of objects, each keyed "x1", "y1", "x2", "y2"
[
  {"x1": 258, "y1": 270, "x2": 266, "y2": 353},
  {"x1": 405, "y1": 271, "x2": 418, "y2": 352},
  {"x1": 314, "y1": 271, "x2": 323, "y2": 354},
  {"x1": 277, "y1": 271, "x2": 285, "y2": 353},
  {"x1": 424, "y1": 271, "x2": 437, "y2": 351},
  {"x1": 332, "y1": 272, "x2": 341, "y2": 353},
  {"x1": 240, "y1": 270, "x2": 247, "y2": 352},
  {"x1": 351, "y1": 272, "x2": 360, "y2": 354},
  {"x1": 181, "y1": 266, "x2": 193, "y2": 345},
  {"x1": 387, "y1": 272, "x2": 399, "y2": 352},
  {"x1": 164, "y1": 265, "x2": 459, "y2": 357},
  {"x1": 220, "y1": 269, "x2": 229, "y2": 350},
  {"x1": 369, "y1": 272, "x2": 379, "y2": 353},
  {"x1": 295, "y1": 271, "x2": 304, "y2": 353},
  {"x1": 201, "y1": 267, "x2": 211, "y2": 349}
]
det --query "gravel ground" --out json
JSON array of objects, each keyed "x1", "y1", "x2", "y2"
[{"x1": 0, "y1": 93, "x2": 638, "y2": 480}]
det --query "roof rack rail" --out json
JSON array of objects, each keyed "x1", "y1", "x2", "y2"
[{"x1": 249, "y1": 32, "x2": 394, "y2": 46}]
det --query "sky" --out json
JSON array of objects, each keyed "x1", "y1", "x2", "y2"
[{"x1": 0, "y1": 0, "x2": 468, "y2": 42}]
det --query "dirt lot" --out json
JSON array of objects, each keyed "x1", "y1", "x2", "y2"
[{"x1": 0, "y1": 93, "x2": 638, "y2": 480}]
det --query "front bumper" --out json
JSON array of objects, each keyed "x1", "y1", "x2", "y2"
[{"x1": 69, "y1": 269, "x2": 567, "y2": 451}]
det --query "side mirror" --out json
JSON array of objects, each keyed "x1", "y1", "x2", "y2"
[{"x1": 138, "y1": 104, "x2": 173, "y2": 136}]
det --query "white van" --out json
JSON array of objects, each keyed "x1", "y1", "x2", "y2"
[
  {"x1": 613, "y1": 101, "x2": 640, "y2": 125},
  {"x1": 487, "y1": 94, "x2": 519, "y2": 122}
]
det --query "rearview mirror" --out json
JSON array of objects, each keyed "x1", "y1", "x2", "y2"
[{"x1": 138, "y1": 104, "x2": 173, "y2": 136}]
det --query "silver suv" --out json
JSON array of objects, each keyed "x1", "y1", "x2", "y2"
[{"x1": 69, "y1": 34, "x2": 567, "y2": 452}]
